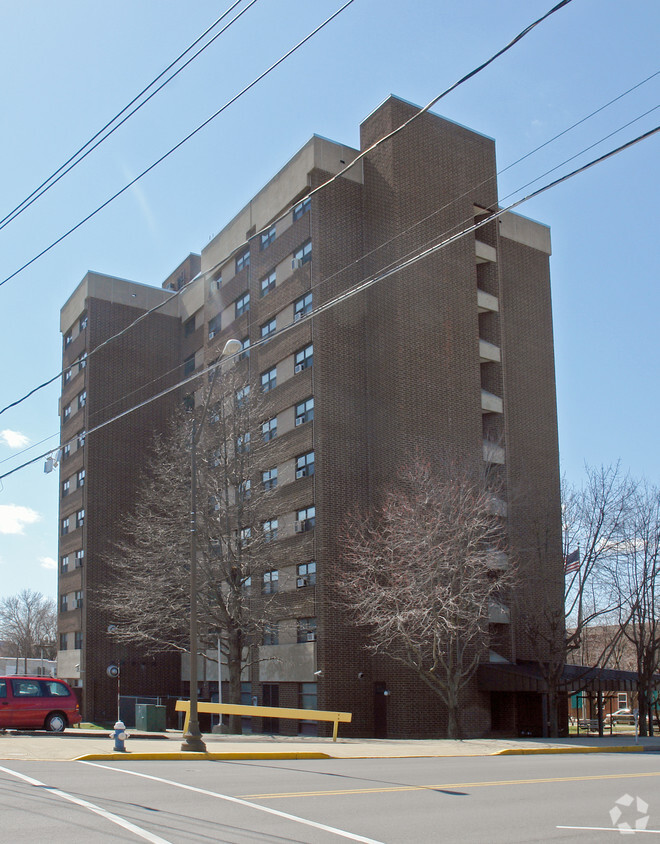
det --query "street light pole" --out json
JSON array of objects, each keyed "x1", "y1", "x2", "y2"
[{"x1": 181, "y1": 338, "x2": 242, "y2": 753}]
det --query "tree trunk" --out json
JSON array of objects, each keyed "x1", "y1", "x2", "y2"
[
  {"x1": 227, "y1": 632, "x2": 243, "y2": 735},
  {"x1": 446, "y1": 683, "x2": 461, "y2": 739}
]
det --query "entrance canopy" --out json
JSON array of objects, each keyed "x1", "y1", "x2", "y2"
[{"x1": 477, "y1": 661, "x2": 656, "y2": 694}]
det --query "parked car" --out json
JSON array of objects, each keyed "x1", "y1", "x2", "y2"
[
  {"x1": 0, "y1": 675, "x2": 81, "y2": 732},
  {"x1": 605, "y1": 708, "x2": 636, "y2": 725}
]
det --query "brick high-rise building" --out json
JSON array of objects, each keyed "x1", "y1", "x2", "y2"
[{"x1": 57, "y1": 96, "x2": 562, "y2": 735}]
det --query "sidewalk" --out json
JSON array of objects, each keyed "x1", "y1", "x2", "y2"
[{"x1": 1, "y1": 729, "x2": 659, "y2": 762}]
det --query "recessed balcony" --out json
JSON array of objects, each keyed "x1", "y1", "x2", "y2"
[
  {"x1": 488, "y1": 599, "x2": 510, "y2": 624},
  {"x1": 477, "y1": 289, "x2": 499, "y2": 313},
  {"x1": 479, "y1": 339, "x2": 501, "y2": 363},
  {"x1": 475, "y1": 240, "x2": 497, "y2": 264},
  {"x1": 483, "y1": 439, "x2": 505, "y2": 464},
  {"x1": 481, "y1": 390, "x2": 503, "y2": 414}
]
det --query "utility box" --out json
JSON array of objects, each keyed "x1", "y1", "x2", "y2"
[{"x1": 135, "y1": 704, "x2": 166, "y2": 732}]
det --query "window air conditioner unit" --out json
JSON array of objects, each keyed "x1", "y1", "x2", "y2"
[
  {"x1": 296, "y1": 577, "x2": 308, "y2": 588},
  {"x1": 294, "y1": 363, "x2": 304, "y2": 373},
  {"x1": 306, "y1": 632, "x2": 316, "y2": 642},
  {"x1": 295, "y1": 416, "x2": 304, "y2": 426},
  {"x1": 294, "y1": 311, "x2": 303, "y2": 322},
  {"x1": 210, "y1": 279, "x2": 220, "y2": 293},
  {"x1": 295, "y1": 468, "x2": 305, "y2": 479},
  {"x1": 292, "y1": 258, "x2": 303, "y2": 269},
  {"x1": 294, "y1": 520, "x2": 304, "y2": 533},
  {"x1": 209, "y1": 330, "x2": 216, "y2": 339}
]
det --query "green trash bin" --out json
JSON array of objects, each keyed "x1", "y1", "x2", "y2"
[{"x1": 135, "y1": 703, "x2": 166, "y2": 732}]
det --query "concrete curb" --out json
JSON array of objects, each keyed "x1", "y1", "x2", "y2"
[
  {"x1": 72, "y1": 745, "x2": 651, "y2": 762},
  {"x1": 75, "y1": 751, "x2": 333, "y2": 762},
  {"x1": 495, "y1": 745, "x2": 645, "y2": 756}
]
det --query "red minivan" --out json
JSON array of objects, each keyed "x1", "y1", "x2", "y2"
[{"x1": 0, "y1": 675, "x2": 82, "y2": 732}]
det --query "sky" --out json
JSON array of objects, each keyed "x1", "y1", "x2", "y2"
[{"x1": 0, "y1": 0, "x2": 658, "y2": 600}]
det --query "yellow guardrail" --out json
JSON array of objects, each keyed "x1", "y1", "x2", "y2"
[{"x1": 175, "y1": 700, "x2": 352, "y2": 741}]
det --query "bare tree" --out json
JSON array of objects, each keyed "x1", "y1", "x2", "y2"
[
  {"x1": 334, "y1": 458, "x2": 514, "y2": 739},
  {"x1": 0, "y1": 589, "x2": 57, "y2": 667},
  {"x1": 518, "y1": 465, "x2": 634, "y2": 736},
  {"x1": 614, "y1": 482, "x2": 660, "y2": 736},
  {"x1": 103, "y1": 369, "x2": 276, "y2": 732}
]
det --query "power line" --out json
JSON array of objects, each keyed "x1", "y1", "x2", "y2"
[
  {"x1": 2, "y1": 123, "x2": 657, "y2": 484},
  {"x1": 0, "y1": 0, "x2": 357, "y2": 290},
  {"x1": 0, "y1": 0, "x2": 256, "y2": 232},
  {"x1": 0, "y1": 0, "x2": 578, "y2": 418}
]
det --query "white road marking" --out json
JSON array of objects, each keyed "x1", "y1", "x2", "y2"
[
  {"x1": 0, "y1": 764, "x2": 173, "y2": 844},
  {"x1": 558, "y1": 827, "x2": 660, "y2": 835},
  {"x1": 81, "y1": 760, "x2": 385, "y2": 844}
]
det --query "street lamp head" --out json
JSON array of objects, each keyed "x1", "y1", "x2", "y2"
[{"x1": 221, "y1": 338, "x2": 242, "y2": 358}]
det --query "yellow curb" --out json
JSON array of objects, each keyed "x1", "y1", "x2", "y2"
[
  {"x1": 74, "y1": 751, "x2": 332, "y2": 762},
  {"x1": 494, "y1": 745, "x2": 645, "y2": 756}
]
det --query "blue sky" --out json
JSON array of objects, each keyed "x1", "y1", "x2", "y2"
[{"x1": 0, "y1": 0, "x2": 658, "y2": 599}]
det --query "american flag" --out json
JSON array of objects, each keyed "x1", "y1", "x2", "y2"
[{"x1": 564, "y1": 548, "x2": 580, "y2": 574}]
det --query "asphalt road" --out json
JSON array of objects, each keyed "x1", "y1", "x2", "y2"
[{"x1": 2, "y1": 753, "x2": 660, "y2": 843}]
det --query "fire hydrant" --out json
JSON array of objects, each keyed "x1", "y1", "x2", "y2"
[{"x1": 111, "y1": 720, "x2": 127, "y2": 752}]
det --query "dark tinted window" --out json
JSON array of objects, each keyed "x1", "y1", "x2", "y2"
[
  {"x1": 11, "y1": 679, "x2": 42, "y2": 697},
  {"x1": 41, "y1": 680, "x2": 71, "y2": 697},
  {"x1": 0, "y1": 680, "x2": 6, "y2": 698}
]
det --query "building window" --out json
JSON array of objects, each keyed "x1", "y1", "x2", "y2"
[
  {"x1": 293, "y1": 196, "x2": 311, "y2": 221},
  {"x1": 295, "y1": 344, "x2": 313, "y2": 372},
  {"x1": 75, "y1": 590, "x2": 83, "y2": 609},
  {"x1": 261, "y1": 367, "x2": 277, "y2": 392},
  {"x1": 260, "y1": 270, "x2": 276, "y2": 297},
  {"x1": 262, "y1": 417, "x2": 277, "y2": 442},
  {"x1": 236, "y1": 432, "x2": 251, "y2": 454},
  {"x1": 59, "y1": 633, "x2": 68, "y2": 651},
  {"x1": 296, "y1": 451, "x2": 315, "y2": 478},
  {"x1": 61, "y1": 555, "x2": 70, "y2": 574},
  {"x1": 77, "y1": 430, "x2": 86, "y2": 449},
  {"x1": 239, "y1": 527, "x2": 252, "y2": 548},
  {"x1": 238, "y1": 479, "x2": 251, "y2": 502},
  {"x1": 297, "y1": 617, "x2": 317, "y2": 643},
  {"x1": 294, "y1": 292, "x2": 312, "y2": 321},
  {"x1": 61, "y1": 517, "x2": 70, "y2": 536},
  {"x1": 77, "y1": 469, "x2": 85, "y2": 488},
  {"x1": 78, "y1": 353, "x2": 87, "y2": 371},
  {"x1": 242, "y1": 575, "x2": 252, "y2": 592},
  {"x1": 208, "y1": 314, "x2": 221, "y2": 339},
  {"x1": 64, "y1": 330, "x2": 72, "y2": 348},
  {"x1": 297, "y1": 561, "x2": 316, "y2": 587},
  {"x1": 183, "y1": 394, "x2": 195, "y2": 412},
  {"x1": 263, "y1": 622, "x2": 278, "y2": 645},
  {"x1": 63, "y1": 368, "x2": 72, "y2": 385},
  {"x1": 296, "y1": 506, "x2": 315, "y2": 533},
  {"x1": 295, "y1": 397, "x2": 314, "y2": 426},
  {"x1": 74, "y1": 632, "x2": 83, "y2": 650},
  {"x1": 235, "y1": 248, "x2": 250, "y2": 273},
  {"x1": 183, "y1": 355, "x2": 195, "y2": 377},
  {"x1": 60, "y1": 593, "x2": 68, "y2": 611},
  {"x1": 235, "y1": 292, "x2": 250, "y2": 318},
  {"x1": 240, "y1": 336, "x2": 250, "y2": 359},
  {"x1": 62, "y1": 478, "x2": 70, "y2": 497},
  {"x1": 184, "y1": 316, "x2": 196, "y2": 337},
  {"x1": 79, "y1": 314, "x2": 88, "y2": 332},
  {"x1": 260, "y1": 225, "x2": 276, "y2": 250},
  {"x1": 262, "y1": 467, "x2": 278, "y2": 490},
  {"x1": 292, "y1": 240, "x2": 312, "y2": 268},
  {"x1": 262, "y1": 519, "x2": 278, "y2": 542},
  {"x1": 263, "y1": 570, "x2": 279, "y2": 594},
  {"x1": 78, "y1": 390, "x2": 87, "y2": 409},
  {"x1": 75, "y1": 549, "x2": 84, "y2": 568},
  {"x1": 63, "y1": 404, "x2": 71, "y2": 422},
  {"x1": 236, "y1": 385, "x2": 250, "y2": 408},
  {"x1": 62, "y1": 444, "x2": 71, "y2": 460},
  {"x1": 76, "y1": 509, "x2": 85, "y2": 529},
  {"x1": 261, "y1": 318, "x2": 276, "y2": 341}
]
